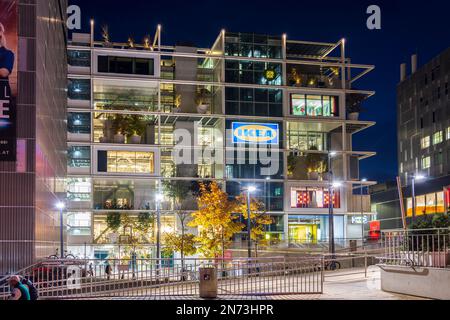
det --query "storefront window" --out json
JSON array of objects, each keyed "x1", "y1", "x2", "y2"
[
  {"x1": 416, "y1": 195, "x2": 426, "y2": 216},
  {"x1": 290, "y1": 187, "x2": 341, "y2": 209},
  {"x1": 437, "y1": 192, "x2": 445, "y2": 214},
  {"x1": 407, "y1": 191, "x2": 447, "y2": 217},
  {"x1": 291, "y1": 94, "x2": 338, "y2": 117},
  {"x1": 288, "y1": 215, "x2": 345, "y2": 243},
  {"x1": 97, "y1": 150, "x2": 154, "y2": 174}
]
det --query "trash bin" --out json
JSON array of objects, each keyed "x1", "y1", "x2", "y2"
[
  {"x1": 199, "y1": 267, "x2": 218, "y2": 299},
  {"x1": 350, "y1": 240, "x2": 358, "y2": 252}
]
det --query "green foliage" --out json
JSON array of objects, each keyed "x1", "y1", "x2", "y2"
[
  {"x1": 106, "y1": 212, "x2": 121, "y2": 231},
  {"x1": 162, "y1": 179, "x2": 192, "y2": 209},
  {"x1": 189, "y1": 182, "x2": 243, "y2": 258},
  {"x1": 305, "y1": 146, "x2": 328, "y2": 173},
  {"x1": 410, "y1": 214, "x2": 450, "y2": 230},
  {"x1": 136, "y1": 212, "x2": 154, "y2": 232},
  {"x1": 163, "y1": 233, "x2": 197, "y2": 257}
]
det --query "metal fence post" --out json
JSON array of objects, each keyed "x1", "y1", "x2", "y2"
[{"x1": 364, "y1": 252, "x2": 367, "y2": 278}]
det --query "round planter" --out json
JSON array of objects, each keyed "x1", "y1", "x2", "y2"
[
  {"x1": 348, "y1": 112, "x2": 360, "y2": 121},
  {"x1": 308, "y1": 171, "x2": 319, "y2": 180},
  {"x1": 114, "y1": 134, "x2": 125, "y2": 144},
  {"x1": 197, "y1": 104, "x2": 209, "y2": 114},
  {"x1": 130, "y1": 135, "x2": 142, "y2": 144},
  {"x1": 99, "y1": 136, "x2": 109, "y2": 143}
]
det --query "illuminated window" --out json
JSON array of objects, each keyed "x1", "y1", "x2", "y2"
[
  {"x1": 447, "y1": 127, "x2": 450, "y2": 140},
  {"x1": 67, "y1": 178, "x2": 91, "y2": 202},
  {"x1": 421, "y1": 156, "x2": 431, "y2": 169},
  {"x1": 291, "y1": 94, "x2": 338, "y2": 117},
  {"x1": 433, "y1": 131, "x2": 443, "y2": 145},
  {"x1": 290, "y1": 187, "x2": 340, "y2": 209},
  {"x1": 437, "y1": 192, "x2": 445, "y2": 214},
  {"x1": 287, "y1": 129, "x2": 327, "y2": 151},
  {"x1": 98, "y1": 150, "x2": 155, "y2": 174},
  {"x1": 421, "y1": 136, "x2": 430, "y2": 149},
  {"x1": 416, "y1": 195, "x2": 426, "y2": 216}
]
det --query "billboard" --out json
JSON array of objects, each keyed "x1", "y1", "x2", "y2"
[
  {"x1": 232, "y1": 122, "x2": 280, "y2": 145},
  {"x1": 0, "y1": 0, "x2": 17, "y2": 161}
]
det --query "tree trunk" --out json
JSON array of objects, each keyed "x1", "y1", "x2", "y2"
[{"x1": 181, "y1": 225, "x2": 185, "y2": 280}]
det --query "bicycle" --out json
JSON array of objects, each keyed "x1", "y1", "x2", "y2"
[
  {"x1": 314, "y1": 259, "x2": 341, "y2": 271},
  {"x1": 47, "y1": 249, "x2": 77, "y2": 260}
]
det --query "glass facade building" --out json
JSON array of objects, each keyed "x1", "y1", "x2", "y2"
[{"x1": 66, "y1": 27, "x2": 376, "y2": 258}]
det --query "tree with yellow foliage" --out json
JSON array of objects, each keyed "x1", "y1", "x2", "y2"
[
  {"x1": 236, "y1": 195, "x2": 273, "y2": 257},
  {"x1": 188, "y1": 182, "x2": 243, "y2": 259}
]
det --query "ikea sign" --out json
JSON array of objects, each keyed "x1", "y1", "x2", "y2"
[{"x1": 232, "y1": 122, "x2": 280, "y2": 145}]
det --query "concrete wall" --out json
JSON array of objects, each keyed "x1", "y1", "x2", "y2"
[{"x1": 380, "y1": 265, "x2": 450, "y2": 300}]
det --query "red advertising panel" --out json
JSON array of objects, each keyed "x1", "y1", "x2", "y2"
[
  {"x1": 368, "y1": 220, "x2": 381, "y2": 240},
  {"x1": 0, "y1": 0, "x2": 17, "y2": 161}
]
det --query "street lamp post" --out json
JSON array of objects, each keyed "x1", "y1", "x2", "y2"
[
  {"x1": 56, "y1": 202, "x2": 65, "y2": 259},
  {"x1": 328, "y1": 152, "x2": 337, "y2": 257},
  {"x1": 246, "y1": 186, "x2": 256, "y2": 259},
  {"x1": 361, "y1": 178, "x2": 368, "y2": 244},
  {"x1": 155, "y1": 193, "x2": 164, "y2": 272}
]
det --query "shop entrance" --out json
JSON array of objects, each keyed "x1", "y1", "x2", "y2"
[{"x1": 289, "y1": 224, "x2": 318, "y2": 244}]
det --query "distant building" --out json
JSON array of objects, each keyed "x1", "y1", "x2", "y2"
[{"x1": 371, "y1": 48, "x2": 450, "y2": 230}]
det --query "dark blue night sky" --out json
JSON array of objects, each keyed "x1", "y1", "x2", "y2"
[{"x1": 69, "y1": 0, "x2": 450, "y2": 183}]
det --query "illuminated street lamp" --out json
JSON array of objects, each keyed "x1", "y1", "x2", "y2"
[
  {"x1": 327, "y1": 152, "x2": 338, "y2": 260},
  {"x1": 56, "y1": 202, "x2": 65, "y2": 259},
  {"x1": 360, "y1": 178, "x2": 368, "y2": 243}
]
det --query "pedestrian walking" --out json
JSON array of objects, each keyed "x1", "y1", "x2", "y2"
[
  {"x1": 105, "y1": 260, "x2": 112, "y2": 280},
  {"x1": 8, "y1": 275, "x2": 30, "y2": 301}
]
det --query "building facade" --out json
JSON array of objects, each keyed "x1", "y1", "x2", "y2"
[
  {"x1": 0, "y1": 0, "x2": 67, "y2": 274},
  {"x1": 396, "y1": 49, "x2": 450, "y2": 219},
  {"x1": 66, "y1": 26, "x2": 375, "y2": 259},
  {"x1": 371, "y1": 48, "x2": 450, "y2": 230}
]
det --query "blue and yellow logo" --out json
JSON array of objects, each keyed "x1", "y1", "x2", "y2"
[{"x1": 232, "y1": 122, "x2": 279, "y2": 145}]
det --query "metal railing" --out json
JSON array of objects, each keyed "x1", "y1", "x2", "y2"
[
  {"x1": 0, "y1": 256, "x2": 323, "y2": 300},
  {"x1": 379, "y1": 228, "x2": 450, "y2": 269}
]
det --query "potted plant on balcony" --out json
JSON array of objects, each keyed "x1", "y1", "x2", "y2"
[
  {"x1": 112, "y1": 114, "x2": 127, "y2": 144},
  {"x1": 174, "y1": 94, "x2": 182, "y2": 113},
  {"x1": 127, "y1": 115, "x2": 146, "y2": 144},
  {"x1": 347, "y1": 94, "x2": 366, "y2": 121},
  {"x1": 347, "y1": 104, "x2": 363, "y2": 121},
  {"x1": 101, "y1": 25, "x2": 112, "y2": 48},
  {"x1": 196, "y1": 88, "x2": 210, "y2": 114},
  {"x1": 305, "y1": 146, "x2": 326, "y2": 181}
]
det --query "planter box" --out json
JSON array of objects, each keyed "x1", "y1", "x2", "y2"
[{"x1": 348, "y1": 112, "x2": 360, "y2": 121}]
